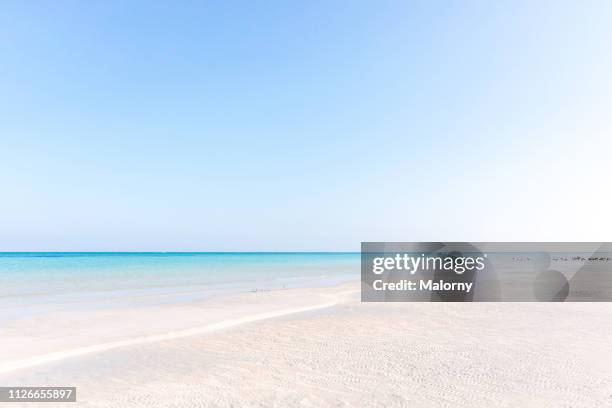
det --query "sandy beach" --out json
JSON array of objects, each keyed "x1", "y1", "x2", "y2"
[
  {"x1": 4, "y1": 0, "x2": 612, "y2": 405},
  {"x1": 1, "y1": 281, "x2": 612, "y2": 407}
]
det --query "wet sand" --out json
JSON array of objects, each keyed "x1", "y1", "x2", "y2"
[{"x1": 2, "y1": 283, "x2": 612, "y2": 407}]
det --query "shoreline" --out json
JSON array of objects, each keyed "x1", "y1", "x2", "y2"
[
  {"x1": 2, "y1": 287, "x2": 611, "y2": 407},
  {"x1": 0, "y1": 282, "x2": 360, "y2": 377}
]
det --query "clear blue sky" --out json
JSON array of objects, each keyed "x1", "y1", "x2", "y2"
[{"x1": 2, "y1": 1, "x2": 611, "y2": 251}]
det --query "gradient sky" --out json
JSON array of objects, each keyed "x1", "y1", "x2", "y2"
[{"x1": 1, "y1": 1, "x2": 612, "y2": 251}]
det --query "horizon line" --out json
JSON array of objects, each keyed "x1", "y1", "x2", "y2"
[{"x1": 0, "y1": 251, "x2": 361, "y2": 254}]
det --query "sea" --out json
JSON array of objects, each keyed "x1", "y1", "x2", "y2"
[{"x1": 0, "y1": 252, "x2": 359, "y2": 319}]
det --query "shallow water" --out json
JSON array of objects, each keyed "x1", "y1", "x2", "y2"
[{"x1": 0, "y1": 252, "x2": 359, "y2": 317}]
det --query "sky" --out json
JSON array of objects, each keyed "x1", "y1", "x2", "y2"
[{"x1": 1, "y1": 1, "x2": 612, "y2": 251}]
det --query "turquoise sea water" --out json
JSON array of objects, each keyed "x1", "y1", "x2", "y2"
[{"x1": 0, "y1": 253, "x2": 359, "y2": 316}]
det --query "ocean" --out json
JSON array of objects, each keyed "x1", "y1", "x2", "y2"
[{"x1": 0, "y1": 253, "x2": 359, "y2": 318}]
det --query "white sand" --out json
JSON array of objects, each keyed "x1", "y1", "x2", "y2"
[{"x1": 2, "y1": 282, "x2": 612, "y2": 407}]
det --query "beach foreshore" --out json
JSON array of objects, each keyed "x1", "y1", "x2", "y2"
[{"x1": 1, "y1": 281, "x2": 612, "y2": 407}]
